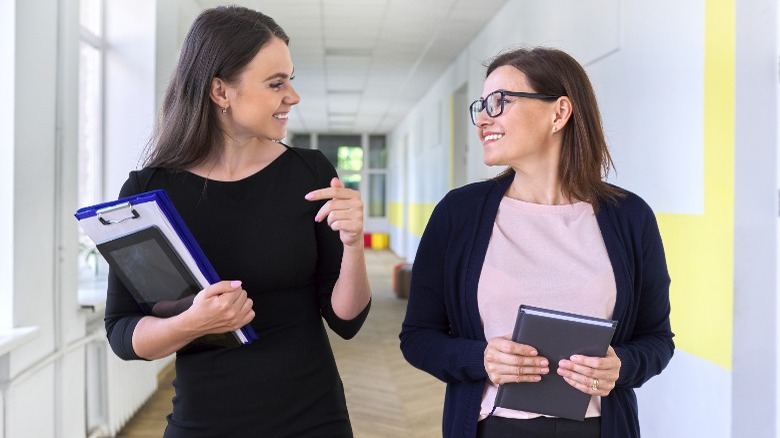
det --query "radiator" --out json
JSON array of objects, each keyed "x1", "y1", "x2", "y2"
[{"x1": 86, "y1": 340, "x2": 159, "y2": 437}]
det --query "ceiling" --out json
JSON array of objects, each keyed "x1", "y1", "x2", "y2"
[{"x1": 194, "y1": 0, "x2": 508, "y2": 134}]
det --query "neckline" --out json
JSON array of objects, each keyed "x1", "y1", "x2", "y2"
[
  {"x1": 183, "y1": 147, "x2": 291, "y2": 184},
  {"x1": 500, "y1": 195, "x2": 592, "y2": 216}
]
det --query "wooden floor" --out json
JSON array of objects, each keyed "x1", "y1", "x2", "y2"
[{"x1": 117, "y1": 249, "x2": 446, "y2": 437}]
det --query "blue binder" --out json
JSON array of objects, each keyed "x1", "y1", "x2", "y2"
[{"x1": 75, "y1": 189, "x2": 258, "y2": 348}]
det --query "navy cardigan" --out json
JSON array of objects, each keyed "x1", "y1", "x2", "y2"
[{"x1": 399, "y1": 174, "x2": 674, "y2": 438}]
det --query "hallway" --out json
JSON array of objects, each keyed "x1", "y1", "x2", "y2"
[{"x1": 117, "y1": 250, "x2": 446, "y2": 437}]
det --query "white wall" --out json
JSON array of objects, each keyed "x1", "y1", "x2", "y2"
[
  {"x1": 0, "y1": 0, "x2": 15, "y2": 331},
  {"x1": 733, "y1": 0, "x2": 778, "y2": 436}
]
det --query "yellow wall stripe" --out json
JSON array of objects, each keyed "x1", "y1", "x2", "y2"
[
  {"x1": 408, "y1": 203, "x2": 437, "y2": 237},
  {"x1": 388, "y1": 202, "x2": 404, "y2": 229},
  {"x1": 390, "y1": 202, "x2": 437, "y2": 237},
  {"x1": 655, "y1": 0, "x2": 734, "y2": 369}
]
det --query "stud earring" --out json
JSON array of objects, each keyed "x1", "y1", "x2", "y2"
[
  {"x1": 221, "y1": 107, "x2": 228, "y2": 114},
  {"x1": 552, "y1": 125, "x2": 557, "y2": 132}
]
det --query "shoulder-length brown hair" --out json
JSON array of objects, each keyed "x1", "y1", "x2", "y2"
[
  {"x1": 144, "y1": 6, "x2": 289, "y2": 170},
  {"x1": 488, "y1": 47, "x2": 623, "y2": 209}
]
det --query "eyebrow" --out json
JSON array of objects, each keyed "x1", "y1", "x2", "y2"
[{"x1": 263, "y1": 68, "x2": 295, "y2": 82}]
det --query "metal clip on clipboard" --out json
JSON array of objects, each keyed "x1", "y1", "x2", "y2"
[{"x1": 97, "y1": 202, "x2": 140, "y2": 225}]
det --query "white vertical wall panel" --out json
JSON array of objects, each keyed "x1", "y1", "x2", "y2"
[
  {"x1": 61, "y1": 349, "x2": 86, "y2": 438},
  {"x1": 0, "y1": 391, "x2": 4, "y2": 438},
  {"x1": 10, "y1": 0, "x2": 58, "y2": 373},
  {"x1": 594, "y1": 0, "x2": 705, "y2": 214},
  {"x1": 6, "y1": 365, "x2": 55, "y2": 438},
  {"x1": 0, "y1": 0, "x2": 15, "y2": 331},
  {"x1": 732, "y1": 0, "x2": 779, "y2": 435}
]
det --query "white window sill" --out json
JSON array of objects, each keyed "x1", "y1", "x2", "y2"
[
  {"x1": 0, "y1": 326, "x2": 39, "y2": 357},
  {"x1": 78, "y1": 275, "x2": 108, "y2": 314}
]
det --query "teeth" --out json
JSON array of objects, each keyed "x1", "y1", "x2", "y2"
[
  {"x1": 484, "y1": 133, "x2": 504, "y2": 141},
  {"x1": 274, "y1": 113, "x2": 288, "y2": 119}
]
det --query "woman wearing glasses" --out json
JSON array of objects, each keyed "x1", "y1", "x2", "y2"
[{"x1": 400, "y1": 47, "x2": 673, "y2": 437}]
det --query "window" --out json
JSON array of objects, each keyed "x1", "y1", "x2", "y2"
[
  {"x1": 318, "y1": 135, "x2": 363, "y2": 191},
  {"x1": 367, "y1": 135, "x2": 387, "y2": 218},
  {"x1": 303, "y1": 133, "x2": 388, "y2": 221},
  {"x1": 291, "y1": 133, "x2": 387, "y2": 231},
  {"x1": 78, "y1": 0, "x2": 107, "y2": 283}
]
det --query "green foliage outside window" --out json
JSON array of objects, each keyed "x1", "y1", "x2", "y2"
[{"x1": 337, "y1": 146, "x2": 363, "y2": 172}]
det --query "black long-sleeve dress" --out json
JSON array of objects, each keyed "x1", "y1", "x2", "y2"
[{"x1": 104, "y1": 147, "x2": 370, "y2": 438}]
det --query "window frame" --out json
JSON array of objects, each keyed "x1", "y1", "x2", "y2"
[{"x1": 77, "y1": 0, "x2": 109, "y2": 290}]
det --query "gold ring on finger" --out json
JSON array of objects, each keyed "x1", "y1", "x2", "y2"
[{"x1": 591, "y1": 378, "x2": 599, "y2": 392}]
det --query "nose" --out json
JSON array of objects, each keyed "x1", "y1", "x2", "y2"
[
  {"x1": 475, "y1": 109, "x2": 491, "y2": 128},
  {"x1": 285, "y1": 84, "x2": 301, "y2": 105}
]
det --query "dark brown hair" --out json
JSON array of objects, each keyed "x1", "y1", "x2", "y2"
[
  {"x1": 487, "y1": 47, "x2": 623, "y2": 209},
  {"x1": 144, "y1": 6, "x2": 289, "y2": 170}
]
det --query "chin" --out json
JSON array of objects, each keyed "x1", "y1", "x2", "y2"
[
  {"x1": 483, "y1": 153, "x2": 501, "y2": 167},
  {"x1": 267, "y1": 131, "x2": 287, "y2": 143}
]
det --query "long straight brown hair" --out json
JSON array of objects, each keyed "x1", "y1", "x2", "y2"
[
  {"x1": 487, "y1": 47, "x2": 624, "y2": 210},
  {"x1": 144, "y1": 6, "x2": 289, "y2": 170}
]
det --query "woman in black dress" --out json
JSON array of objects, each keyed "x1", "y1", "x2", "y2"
[{"x1": 104, "y1": 6, "x2": 371, "y2": 437}]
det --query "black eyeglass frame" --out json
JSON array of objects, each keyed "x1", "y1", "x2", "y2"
[{"x1": 469, "y1": 89, "x2": 561, "y2": 125}]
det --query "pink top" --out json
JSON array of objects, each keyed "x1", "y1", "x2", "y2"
[{"x1": 478, "y1": 196, "x2": 616, "y2": 420}]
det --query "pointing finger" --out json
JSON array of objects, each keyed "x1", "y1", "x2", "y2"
[{"x1": 305, "y1": 178, "x2": 355, "y2": 201}]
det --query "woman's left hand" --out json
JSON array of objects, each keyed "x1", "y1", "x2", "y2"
[
  {"x1": 306, "y1": 177, "x2": 364, "y2": 247},
  {"x1": 557, "y1": 345, "x2": 621, "y2": 397}
]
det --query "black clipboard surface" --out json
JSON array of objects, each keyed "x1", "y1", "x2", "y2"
[
  {"x1": 493, "y1": 305, "x2": 617, "y2": 421},
  {"x1": 98, "y1": 226, "x2": 200, "y2": 313},
  {"x1": 97, "y1": 225, "x2": 243, "y2": 350}
]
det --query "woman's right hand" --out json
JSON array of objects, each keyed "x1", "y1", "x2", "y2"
[
  {"x1": 484, "y1": 335, "x2": 549, "y2": 384},
  {"x1": 187, "y1": 280, "x2": 255, "y2": 335}
]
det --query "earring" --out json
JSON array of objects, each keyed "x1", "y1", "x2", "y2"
[
  {"x1": 552, "y1": 125, "x2": 557, "y2": 132},
  {"x1": 221, "y1": 107, "x2": 228, "y2": 114}
]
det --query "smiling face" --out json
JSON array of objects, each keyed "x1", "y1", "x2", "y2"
[
  {"x1": 475, "y1": 65, "x2": 560, "y2": 171},
  {"x1": 219, "y1": 37, "x2": 300, "y2": 142}
]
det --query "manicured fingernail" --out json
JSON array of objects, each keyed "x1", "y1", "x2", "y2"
[
  {"x1": 304, "y1": 193, "x2": 314, "y2": 200},
  {"x1": 230, "y1": 280, "x2": 242, "y2": 288}
]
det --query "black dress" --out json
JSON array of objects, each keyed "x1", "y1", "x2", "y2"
[{"x1": 104, "y1": 147, "x2": 370, "y2": 438}]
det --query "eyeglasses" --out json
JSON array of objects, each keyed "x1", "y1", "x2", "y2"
[{"x1": 469, "y1": 89, "x2": 560, "y2": 125}]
